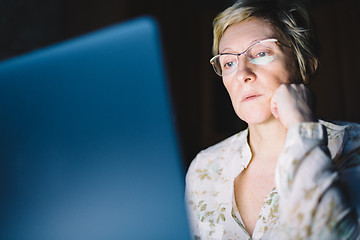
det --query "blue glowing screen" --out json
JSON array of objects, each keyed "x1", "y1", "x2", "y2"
[{"x1": 0, "y1": 17, "x2": 190, "y2": 240}]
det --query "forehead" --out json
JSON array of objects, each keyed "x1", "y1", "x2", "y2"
[{"x1": 219, "y1": 19, "x2": 280, "y2": 53}]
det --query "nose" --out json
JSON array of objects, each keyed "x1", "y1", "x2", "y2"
[{"x1": 235, "y1": 56, "x2": 256, "y2": 83}]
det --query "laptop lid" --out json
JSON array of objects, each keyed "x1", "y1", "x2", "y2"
[{"x1": 0, "y1": 17, "x2": 189, "y2": 240}]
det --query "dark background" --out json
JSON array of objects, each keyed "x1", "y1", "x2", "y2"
[{"x1": 0, "y1": 0, "x2": 359, "y2": 170}]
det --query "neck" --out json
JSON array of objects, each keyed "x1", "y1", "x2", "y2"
[{"x1": 247, "y1": 118, "x2": 287, "y2": 161}]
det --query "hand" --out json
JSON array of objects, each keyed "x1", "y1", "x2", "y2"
[{"x1": 271, "y1": 84, "x2": 316, "y2": 129}]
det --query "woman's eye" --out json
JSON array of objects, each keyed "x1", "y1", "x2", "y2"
[
  {"x1": 256, "y1": 52, "x2": 269, "y2": 58},
  {"x1": 252, "y1": 50, "x2": 273, "y2": 59},
  {"x1": 249, "y1": 50, "x2": 275, "y2": 65},
  {"x1": 224, "y1": 61, "x2": 236, "y2": 69}
]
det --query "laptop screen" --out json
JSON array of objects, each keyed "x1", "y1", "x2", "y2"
[{"x1": 0, "y1": 17, "x2": 190, "y2": 240}]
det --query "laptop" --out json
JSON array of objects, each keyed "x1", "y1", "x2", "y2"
[{"x1": 0, "y1": 17, "x2": 190, "y2": 240}]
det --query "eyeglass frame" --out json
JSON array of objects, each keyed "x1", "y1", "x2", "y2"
[{"x1": 210, "y1": 38, "x2": 291, "y2": 76}]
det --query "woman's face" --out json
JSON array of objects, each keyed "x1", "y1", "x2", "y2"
[{"x1": 218, "y1": 18, "x2": 296, "y2": 125}]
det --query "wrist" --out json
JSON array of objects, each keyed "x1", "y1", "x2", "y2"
[{"x1": 287, "y1": 113, "x2": 317, "y2": 129}]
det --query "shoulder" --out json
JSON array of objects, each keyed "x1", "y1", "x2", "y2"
[
  {"x1": 187, "y1": 129, "x2": 248, "y2": 174},
  {"x1": 321, "y1": 119, "x2": 360, "y2": 134},
  {"x1": 185, "y1": 129, "x2": 249, "y2": 236},
  {"x1": 185, "y1": 129, "x2": 250, "y2": 188},
  {"x1": 321, "y1": 120, "x2": 360, "y2": 213},
  {"x1": 320, "y1": 119, "x2": 360, "y2": 154},
  {"x1": 320, "y1": 120, "x2": 360, "y2": 174}
]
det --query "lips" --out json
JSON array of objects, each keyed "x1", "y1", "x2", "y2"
[{"x1": 241, "y1": 92, "x2": 262, "y2": 102}]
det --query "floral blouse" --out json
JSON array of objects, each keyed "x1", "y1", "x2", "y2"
[{"x1": 185, "y1": 120, "x2": 360, "y2": 239}]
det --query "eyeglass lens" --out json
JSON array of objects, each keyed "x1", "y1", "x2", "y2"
[{"x1": 211, "y1": 40, "x2": 279, "y2": 76}]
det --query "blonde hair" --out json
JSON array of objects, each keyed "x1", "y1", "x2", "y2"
[{"x1": 213, "y1": 0, "x2": 319, "y2": 84}]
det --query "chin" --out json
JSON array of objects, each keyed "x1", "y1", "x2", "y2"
[
  {"x1": 236, "y1": 109, "x2": 273, "y2": 125},
  {"x1": 233, "y1": 99, "x2": 274, "y2": 124}
]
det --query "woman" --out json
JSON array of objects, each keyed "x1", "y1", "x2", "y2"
[{"x1": 185, "y1": 0, "x2": 360, "y2": 239}]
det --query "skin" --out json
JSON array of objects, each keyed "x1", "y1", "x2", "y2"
[{"x1": 218, "y1": 18, "x2": 315, "y2": 236}]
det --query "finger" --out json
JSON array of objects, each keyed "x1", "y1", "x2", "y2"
[{"x1": 291, "y1": 84, "x2": 315, "y2": 111}]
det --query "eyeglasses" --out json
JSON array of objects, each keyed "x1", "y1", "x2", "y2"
[{"x1": 210, "y1": 38, "x2": 291, "y2": 76}]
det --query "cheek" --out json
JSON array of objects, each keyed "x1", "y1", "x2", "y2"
[
  {"x1": 262, "y1": 64, "x2": 292, "y2": 89},
  {"x1": 222, "y1": 78, "x2": 232, "y2": 95},
  {"x1": 276, "y1": 54, "x2": 299, "y2": 83},
  {"x1": 222, "y1": 79, "x2": 239, "y2": 103},
  {"x1": 222, "y1": 80, "x2": 241, "y2": 116}
]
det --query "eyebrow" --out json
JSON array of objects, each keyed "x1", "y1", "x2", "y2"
[{"x1": 219, "y1": 38, "x2": 271, "y2": 54}]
